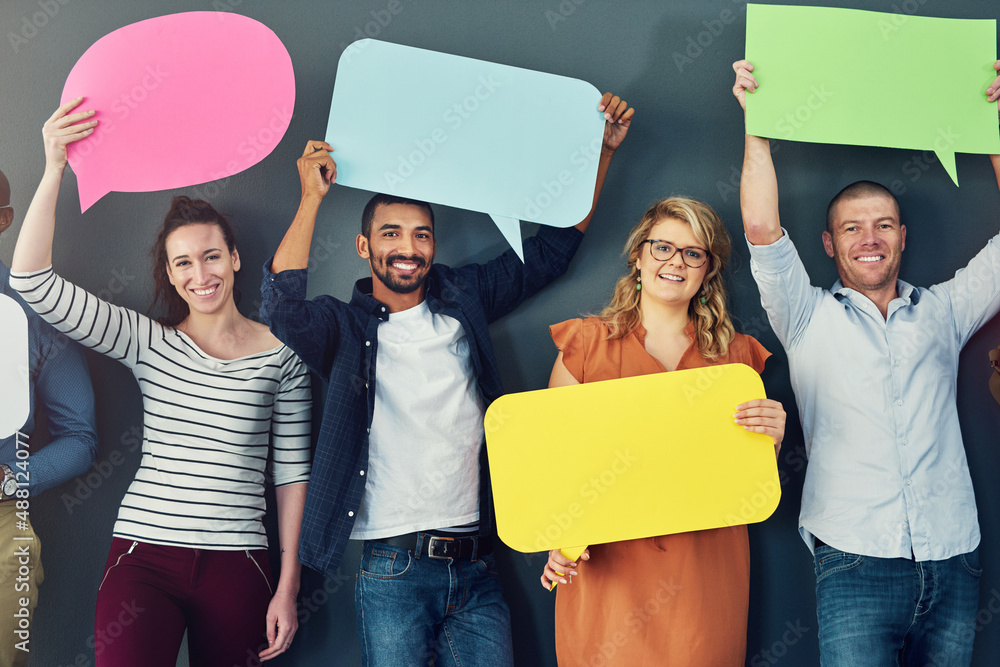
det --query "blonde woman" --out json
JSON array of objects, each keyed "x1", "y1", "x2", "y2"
[{"x1": 540, "y1": 197, "x2": 785, "y2": 665}]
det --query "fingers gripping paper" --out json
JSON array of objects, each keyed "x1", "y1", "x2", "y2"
[
  {"x1": 484, "y1": 364, "x2": 780, "y2": 557},
  {"x1": 326, "y1": 39, "x2": 606, "y2": 260},
  {"x1": 745, "y1": 4, "x2": 1000, "y2": 185}
]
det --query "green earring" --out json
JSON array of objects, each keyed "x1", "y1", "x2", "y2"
[
  {"x1": 636, "y1": 276, "x2": 641, "y2": 291},
  {"x1": 699, "y1": 293, "x2": 708, "y2": 304}
]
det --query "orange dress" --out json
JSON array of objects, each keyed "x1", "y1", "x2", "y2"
[{"x1": 549, "y1": 317, "x2": 770, "y2": 666}]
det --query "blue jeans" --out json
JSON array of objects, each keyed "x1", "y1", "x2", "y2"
[
  {"x1": 355, "y1": 538, "x2": 514, "y2": 667},
  {"x1": 814, "y1": 545, "x2": 981, "y2": 667}
]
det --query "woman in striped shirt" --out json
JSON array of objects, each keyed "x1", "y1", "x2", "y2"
[{"x1": 11, "y1": 99, "x2": 311, "y2": 666}]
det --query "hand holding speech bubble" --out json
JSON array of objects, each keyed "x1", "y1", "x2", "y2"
[
  {"x1": 326, "y1": 39, "x2": 606, "y2": 259},
  {"x1": 0, "y1": 296, "x2": 30, "y2": 440},
  {"x1": 61, "y1": 12, "x2": 295, "y2": 211},
  {"x1": 745, "y1": 4, "x2": 1000, "y2": 185},
  {"x1": 484, "y1": 364, "x2": 780, "y2": 563}
]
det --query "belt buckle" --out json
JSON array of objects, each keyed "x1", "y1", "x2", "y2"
[{"x1": 427, "y1": 536, "x2": 460, "y2": 559}]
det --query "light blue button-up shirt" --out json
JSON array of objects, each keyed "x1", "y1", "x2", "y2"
[{"x1": 748, "y1": 230, "x2": 1000, "y2": 561}]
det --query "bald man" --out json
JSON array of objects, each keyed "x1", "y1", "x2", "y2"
[{"x1": 1, "y1": 168, "x2": 96, "y2": 664}]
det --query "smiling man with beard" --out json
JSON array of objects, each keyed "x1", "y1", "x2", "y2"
[{"x1": 260, "y1": 94, "x2": 633, "y2": 666}]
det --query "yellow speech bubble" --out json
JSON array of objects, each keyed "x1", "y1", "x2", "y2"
[{"x1": 485, "y1": 364, "x2": 780, "y2": 559}]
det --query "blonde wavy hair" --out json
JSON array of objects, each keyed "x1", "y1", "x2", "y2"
[{"x1": 598, "y1": 197, "x2": 735, "y2": 360}]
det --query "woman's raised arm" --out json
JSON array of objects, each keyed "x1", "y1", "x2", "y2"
[{"x1": 11, "y1": 97, "x2": 97, "y2": 273}]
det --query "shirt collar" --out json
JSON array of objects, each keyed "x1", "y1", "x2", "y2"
[
  {"x1": 831, "y1": 278, "x2": 918, "y2": 312},
  {"x1": 349, "y1": 271, "x2": 440, "y2": 322},
  {"x1": 349, "y1": 278, "x2": 391, "y2": 322}
]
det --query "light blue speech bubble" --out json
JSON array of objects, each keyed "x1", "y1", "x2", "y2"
[
  {"x1": 0, "y1": 295, "x2": 29, "y2": 440},
  {"x1": 326, "y1": 39, "x2": 606, "y2": 259}
]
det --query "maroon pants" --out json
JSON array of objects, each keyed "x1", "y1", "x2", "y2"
[{"x1": 94, "y1": 537, "x2": 273, "y2": 667}]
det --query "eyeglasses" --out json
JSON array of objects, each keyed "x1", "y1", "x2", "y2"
[{"x1": 642, "y1": 239, "x2": 710, "y2": 268}]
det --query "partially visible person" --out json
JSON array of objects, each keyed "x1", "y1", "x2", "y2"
[
  {"x1": 0, "y1": 166, "x2": 97, "y2": 666},
  {"x1": 540, "y1": 197, "x2": 786, "y2": 665},
  {"x1": 733, "y1": 58, "x2": 1000, "y2": 666},
  {"x1": 10, "y1": 99, "x2": 311, "y2": 666},
  {"x1": 262, "y1": 93, "x2": 633, "y2": 665}
]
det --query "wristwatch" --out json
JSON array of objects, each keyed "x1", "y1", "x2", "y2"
[{"x1": 0, "y1": 464, "x2": 16, "y2": 501}]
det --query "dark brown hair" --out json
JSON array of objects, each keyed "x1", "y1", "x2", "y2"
[
  {"x1": 361, "y1": 193, "x2": 435, "y2": 237},
  {"x1": 150, "y1": 196, "x2": 240, "y2": 327}
]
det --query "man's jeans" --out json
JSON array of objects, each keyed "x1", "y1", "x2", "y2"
[
  {"x1": 356, "y1": 538, "x2": 514, "y2": 667},
  {"x1": 815, "y1": 545, "x2": 981, "y2": 667}
]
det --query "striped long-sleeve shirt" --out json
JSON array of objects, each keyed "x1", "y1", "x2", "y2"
[{"x1": 12, "y1": 267, "x2": 311, "y2": 550}]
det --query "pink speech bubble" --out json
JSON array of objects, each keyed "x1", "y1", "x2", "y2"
[{"x1": 61, "y1": 12, "x2": 295, "y2": 211}]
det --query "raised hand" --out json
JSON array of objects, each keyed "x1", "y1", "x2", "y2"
[
  {"x1": 42, "y1": 97, "x2": 98, "y2": 171},
  {"x1": 732, "y1": 60, "x2": 758, "y2": 114},
  {"x1": 598, "y1": 92, "x2": 634, "y2": 153},
  {"x1": 297, "y1": 140, "x2": 337, "y2": 201}
]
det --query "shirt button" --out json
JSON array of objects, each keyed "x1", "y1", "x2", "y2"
[
  {"x1": 895, "y1": 360, "x2": 900, "y2": 366},
  {"x1": 366, "y1": 340, "x2": 371, "y2": 347},
  {"x1": 902, "y1": 439, "x2": 908, "y2": 445},
  {"x1": 359, "y1": 470, "x2": 365, "y2": 476},
  {"x1": 897, "y1": 400, "x2": 903, "y2": 406},
  {"x1": 381, "y1": 307, "x2": 386, "y2": 312},
  {"x1": 348, "y1": 511, "x2": 355, "y2": 517},
  {"x1": 905, "y1": 480, "x2": 911, "y2": 486}
]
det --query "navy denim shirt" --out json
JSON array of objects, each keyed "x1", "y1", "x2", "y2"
[{"x1": 261, "y1": 225, "x2": 583, "y2": 575}]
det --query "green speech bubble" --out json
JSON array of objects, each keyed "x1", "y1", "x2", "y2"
[{"x1": 745, "y1": 4, "x2": 1000, "y2": 185}]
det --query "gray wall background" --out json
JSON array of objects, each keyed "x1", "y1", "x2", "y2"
[{"x1": 2, "y1": 1, "x2": 1000, "y2": 665}]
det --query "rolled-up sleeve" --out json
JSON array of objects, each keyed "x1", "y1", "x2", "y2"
[{"x1": 746, "y1": 230, "x2": 824, "y2": 350}]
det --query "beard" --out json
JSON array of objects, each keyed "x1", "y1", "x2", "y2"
[{"x1": 369, "y1": 252, "x2": 429, "y2": 294}]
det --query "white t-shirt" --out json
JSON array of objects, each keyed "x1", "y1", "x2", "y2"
[{"x1": 349, "y1": 300, "x2": 485, "y2": 539}]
